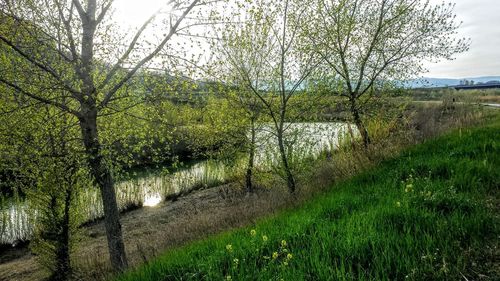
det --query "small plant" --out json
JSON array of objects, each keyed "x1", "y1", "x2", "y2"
[
  {"x1": 399, "y1": 171, "x2": 478, "y2": 216},
  {"x1": 222, "y1": 229, "x2": 294, "y2": 279}
]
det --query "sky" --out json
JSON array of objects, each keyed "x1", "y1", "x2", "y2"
[
  {"x1": 425, "y1": 0, "x2": 500, "y2": 78},
  {"x1": 113, "y1": 0, "x2": 164, "y2": 29},
  {"x1": 112, "y1": 0, "x2": 500, "y2": 79}
]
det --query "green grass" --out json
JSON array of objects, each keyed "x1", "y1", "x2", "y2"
[{"x1": 117, "y1": 119, "x2": 499, "y2": 281}]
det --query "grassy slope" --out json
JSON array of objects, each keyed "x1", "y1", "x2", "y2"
[{"x1": 117, "y1": 119, "x2": 499, "y2": 281}]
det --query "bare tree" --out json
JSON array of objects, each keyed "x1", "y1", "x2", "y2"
[
  {"x1": 306, "y1": 0, "x2": 469, "y2": 147},
  {"x1": 0, "y1": 0, "x2": 211, "y2": 271}
]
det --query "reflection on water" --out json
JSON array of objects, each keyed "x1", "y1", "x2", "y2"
[
  {"x1": 0, "y1": 203, "x2": 32, "y2": 245},
  {"x1": 143, "y1": 193, "x2": 162, "y2": 207},
  {"x1": 255, "y1": 122, "x2": 354, "y2": 166},
  {"x1": 1, "y1": 159, "x2": 228, "y2": 244},
  {"x1": 0, "y1": 122, "x2": 356, "y2": 244}
]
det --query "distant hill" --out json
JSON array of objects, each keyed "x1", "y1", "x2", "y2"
[{"x1": 407, "y1": 76, "x2": 500, "y2": 88}]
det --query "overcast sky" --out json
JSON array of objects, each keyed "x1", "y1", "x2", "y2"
[
  {"x1": 425, "y1": 0, "x2": 500, "y2": 78},
  {"x1": 113, "y1": 0, "x2": 500, "y2": 79}
]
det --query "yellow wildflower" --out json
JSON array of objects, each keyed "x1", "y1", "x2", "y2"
[
  {"x1": 281, "y1": 240, "x2": 287, "y2": 247},
  {"x1": 250, "y1": 229, "x2": 256, "y2": 236},
  {"x1": 226, "y1": 244, "x2": 233, "y2": 252},
  {"x1": 233, "y1": 258, "x2": 239, "y2": 265},
  {"x1": 272, "y1": 252, "x2": 279, "y2": 259},
  {"x1": 287, "y1": 253, "x2": 293, "y2": 260},
  {"x1": 226, "y1": 275, "x2": 232, "y2": 280},
  {"x1": 262, "y1": 235, "x2": 268, "y2": 242},
  {"x1": 396, "y1": 201, "x2": 401, "y2": 207}
]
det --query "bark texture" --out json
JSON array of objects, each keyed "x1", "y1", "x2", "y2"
[
  {"x1": 79, "y1": 107, "x2": 128, "y2": 271},
  {"x1": 77, "y1": 0, "x2": 128, "y2": 269},
  {"x1": 277, "y1": 128, "x2": 296, "y2": 193},
  {"x1": 245, "y1": 118, "x2": 256, "y2": 193},
  {"x1": 350, "y1": 97, "x2": 371, "y2": 148},
  {"x1": 50, "y1": 188, "x2": 71, "y2": 281}
]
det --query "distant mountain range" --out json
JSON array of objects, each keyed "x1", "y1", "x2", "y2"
[{"x1": 407, "y1": 76, "x2": 500, "y2": 88}]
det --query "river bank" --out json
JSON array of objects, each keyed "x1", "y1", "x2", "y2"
[
  {"x1": 0, "y1": 183, "x2": 298, "y2": 281},
  {"x1": 0, "y1": 122, "x2": 352, "y2": 246},
  {"x1": 118, "y1": 114, "x2": 500, "y2": 281},
  {"x1": 0, "y1": 102, "x2": 495, "y2": 280}
]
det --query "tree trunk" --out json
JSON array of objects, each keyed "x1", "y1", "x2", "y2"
[
  {"x1": 277, "y1": 129, "x2": 296, "y2": 193},
  {"x1": 78, "y1": 106, "x2": 128, "y2": 271},
  {"x1": 78, "y1": 7, "x2": 128, "y2": 268},
  {"x1": 245, "y1": 118, "x2": 256, "y2": 193},
  {"x1": 350, "y1": 97, "x2": 370, "y2": 148},
  {"x1": 45, "y1": 122, "x2": 71, "y2": 281},
  {"x1": 51, "y1": 188, "x2": 71, "y2": 281}
]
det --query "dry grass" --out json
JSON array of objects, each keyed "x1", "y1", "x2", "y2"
[
  {"x1": 477, "y1": 95, "x2": 500, "y2": 103},
  {"x1": 119, "y1": 112, "x2": 500, "y2": 281},
  {"x1": 300, "y1": 102, "x2": 489, "y2": 198},
  {"x1": 0, "y1": 103, "x2": 492, "y2": 281},
  {"x1": 408, "y1": 102, "x2": 487, "y2": 141},
  {"x1": 0, "y1": 183, "x2": 298, "y2": 281}
]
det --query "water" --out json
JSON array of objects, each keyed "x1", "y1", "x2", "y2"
[
  {"x1": 254, "y1": 122, "x2": 354, "y2": 166},
  {"x1": 0, "y1": 122, "x2": 355, "y2": 245},
  {"x1": 0, "y1": 160, "x2": 227, "y2": 245},
  {"x1": 482, "y1": 103, "x2": 500, "y2": 108}
]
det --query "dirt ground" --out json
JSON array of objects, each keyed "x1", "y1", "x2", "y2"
[
  {"x1": 1, "y1": 103, "x2": 492, "y2": 281},
  {"x1": 0, "y1": 184, "x2": 293, "y2": 281}
]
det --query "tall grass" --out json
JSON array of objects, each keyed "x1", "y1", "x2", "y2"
[
  {"x1": 117, "y1": 117, "x2": 499, "y2": 281},
  {"x1": 2, "y1": 122, "x2": 354, "y2": 245},
  {"x1": 0, "y1": 199, "x2": 32, "y2": 245},
  {"x1": 2, "y1": 121, "x2": 342, "y2": 242},
  {"x1": 0, "y1": 160, "x2": 229, "y2": 244}
]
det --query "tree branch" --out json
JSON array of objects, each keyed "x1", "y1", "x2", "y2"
[
  {"x1": 0, "y1": 34, "x2": 81, "y2": 97},
  {"x1": 99, "y1": 0, "x2": 201, "y2": 109},
  {"x1": 0, "y1": 77, "x2": 81, "y2": 117},
  {"x1": 97, "y1": 9, "x2": 160, "y2": 91}
]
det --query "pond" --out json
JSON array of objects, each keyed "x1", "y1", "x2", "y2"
[{"x1": 0, "y1": 122, "x2": 356, "y2": 245}]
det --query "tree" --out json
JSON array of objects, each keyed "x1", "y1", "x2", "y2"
[
  {"x1": 0, "y1": 84, "x2": 85, "y2": 280},
  {"x1": 212, "y1": 0, "x2": 319, "y2": 193},
  {"x1": 213, "y1": 87, "x2": 263, "y2": 193},
  {"x1": 203, "y1": 56, "x2": 265, "y2": 193},
  {"x1": 305, "y1": 0, "x2": 469, "y2": 147},
  {"x1": 235, "y1": 91, "x2": 263, "y2": 193},
  {"x1": 23, "y1": 112, "x2": 84, "y2": 281},
  {"x1": 0, "y1": 0, "x2": 211, "y2": 271}
]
